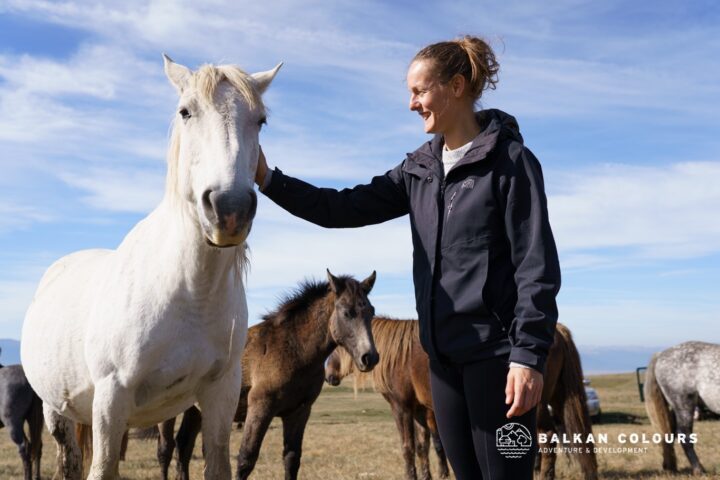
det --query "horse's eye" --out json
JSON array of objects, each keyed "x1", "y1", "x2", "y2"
[
  {"x1": 258, "y1": 116, "x2": 267, "y2": 128},
  {"x1": 179, "y1": 108, "x2": 191, "y2": 120}
]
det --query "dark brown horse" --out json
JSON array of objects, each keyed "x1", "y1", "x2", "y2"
[
  {"x1": 0, "y1": 364, "x2": 44, "y2": 480},
  {"x1": 157, "y1": 270, "x2": 380, "y2": 480},
  {"x1": 535, "y1": 323, "x2": 598, "y2": 480},
  {"x1": 325, "y1": 317, "x2": 449, "y2": 480},
  {"x1": 326, "y1": 319, "x2": 597, "y2": 480}
]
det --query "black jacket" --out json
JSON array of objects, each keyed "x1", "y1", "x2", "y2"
[{"x1": 263, "y1": 109, "x2": 560, "y2": 373}]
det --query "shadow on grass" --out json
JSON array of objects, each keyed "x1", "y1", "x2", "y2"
[{"x1": 595, "y1": 411, "x2": 642, "y2": 424}]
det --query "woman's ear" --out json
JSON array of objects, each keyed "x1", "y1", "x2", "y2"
[{"x1": 450, "y1": 73, "x2": 467, "y2": 98}]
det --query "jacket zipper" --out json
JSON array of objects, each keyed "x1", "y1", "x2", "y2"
[{"x1": 446, "y1": 191, "x2": 457, "y2": 220}]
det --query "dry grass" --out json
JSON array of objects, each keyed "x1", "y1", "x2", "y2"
[{"x1": 1, "y1": 373, "x2": 718, "y2": 479}]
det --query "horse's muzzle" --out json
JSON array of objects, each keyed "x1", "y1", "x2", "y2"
[
  {"x1": 202, "y1": 188, "x2": 257, "y2": 246},
  {"x1": 325, "y1": 374, "x2": 341, "y2": 387},
  {"x1": 358, "y1": 350, "x2": 380, "y2": 372}
]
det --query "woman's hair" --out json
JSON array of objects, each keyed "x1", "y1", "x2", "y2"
[{"x1": 413, "y1": 35, "x2": 499, "y2": 101}]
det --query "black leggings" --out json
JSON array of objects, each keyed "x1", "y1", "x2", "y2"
[{"x1": 430, "y1": 355, "x2": 537, "y2": 480}]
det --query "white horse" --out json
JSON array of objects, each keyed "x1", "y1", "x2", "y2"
[{"x1": 20, "y1": 55, "x2": 281, "y2": 480}]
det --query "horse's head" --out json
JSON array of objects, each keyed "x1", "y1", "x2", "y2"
[
  {"x1": 324, "y1": 349, "x2": 343, "y2": 386},
  {"x1": 163, "y1": 55, "x2": 281, "y2": 247},
  {"x1": 327, "y1": 270, "x2": 380, "y2": 373}
]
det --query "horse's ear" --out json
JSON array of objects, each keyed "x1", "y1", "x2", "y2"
[
  {"x1": 360, "y1": 271, "x2": 376, "y2": 294},
  {"x1": 251, "y1": 63, "x2": 283, "y2": 95},
  {"x1": 327, "y1": 269, "x2": 343, "y2": 294},
  {"x1": 163, "y1": 54, "x2": 192, "y2": 94}
]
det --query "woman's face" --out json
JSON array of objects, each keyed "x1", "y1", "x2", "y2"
[{"x1": 407, "y1": 60, "x2": 454, "y2": 134}]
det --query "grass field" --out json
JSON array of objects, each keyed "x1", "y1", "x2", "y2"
[{"x1": 1, "y1": 372, "x2": 718, "y2": 479}]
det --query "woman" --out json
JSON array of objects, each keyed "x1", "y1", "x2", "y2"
[{"x1": 256, "y1": 36, "x2": 560, "y2": 479}]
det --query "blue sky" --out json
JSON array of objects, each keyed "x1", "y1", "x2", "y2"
[{"x1": 0, "y1": 0, "x2": 718, "y2": 350}]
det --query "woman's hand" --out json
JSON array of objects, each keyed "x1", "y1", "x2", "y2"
[
  {"x1": 505, "y1": 366, "x2": 543, "y2": 418},
  {"x1": 255, "y1": 145, "x2": 269, "y2": 187}
]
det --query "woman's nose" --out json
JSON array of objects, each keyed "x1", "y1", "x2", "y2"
[{"x1": 409, "y1": 94, "x2": 420, "y2": 111}]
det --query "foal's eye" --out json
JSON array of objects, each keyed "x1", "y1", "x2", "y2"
[
  {"x1": 258, "y1": 116, "x2": 267, "y2": 128},
  {"x1": 179, "y1": 108, "x2": 191, "y2": 120}
]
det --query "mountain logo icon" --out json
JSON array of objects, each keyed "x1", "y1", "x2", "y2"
[{"x1": 496, "y1": 422, "x2": 533, "y2": 458}]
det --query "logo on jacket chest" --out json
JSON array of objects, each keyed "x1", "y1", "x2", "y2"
[{"x1": 461, "y1": 179, "x2": 475, "y2": 190}]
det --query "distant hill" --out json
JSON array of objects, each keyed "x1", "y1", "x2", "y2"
[
  {"x1": 0, "y1": 339, "x2": 663, "y2": 373},
  {"x1": 0, "y1": 338, "x2": 21, "y2": 365},
  {"x1": 578, "y1": 345, "x2": 661, "y2": 374}
]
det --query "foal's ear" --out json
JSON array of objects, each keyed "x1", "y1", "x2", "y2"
[
  {"x1": 360, "y1": 270, "x2": 376, "y2": 294},
  {"x1": 251, "y1": 63, "x2": 283, "y2": 95},
  {"x1": 327, "y1": 269, "x2": 343, "y2": 294},
  {"x1": 163, "y1": 54, "x2": 192, "y2": 94}
]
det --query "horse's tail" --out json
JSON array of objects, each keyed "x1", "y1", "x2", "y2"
[
  {"x1": 644, "y1": 353, "x2": 677, "y2": 471},
  {"x1": 28, "y1": 392, "x2": 44, "y2": 465},
  {"x1": 554, "y1": 323, "x2": 598, "y2": 480},
  {"x1": 75, "y1": 423, "x2": 93, "y2": 476}
]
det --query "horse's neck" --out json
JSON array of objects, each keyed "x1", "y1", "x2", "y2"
[
  {"x1": 123, "y1": 200, "x2": 242, "y2": 301},
  {"x1": 292, "y1": 296, "x2": 336, "y2": 366}
]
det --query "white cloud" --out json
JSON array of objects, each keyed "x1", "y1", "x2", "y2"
[
  {"x1": 247, "y1": 212, "x2": 413, "y2": 289},
  {"x1": 549, "y1": 161, "x2": 720, "y2": 266},
  {"x1": 0, "y1": 204, "x2": 53, "y2": 233},
  {"x1": 59, "y1": 167, "x2": 165, "y2": 213}
]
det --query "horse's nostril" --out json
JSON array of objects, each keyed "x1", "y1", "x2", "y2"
[
  {"x1": 202, "y1": 189, "x2": 213, "y2": 212},
  {"x1": 361, "y1": 354, "x2": 370, "y2": 367}
]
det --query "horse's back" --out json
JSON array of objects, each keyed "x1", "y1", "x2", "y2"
[
  {"x1": 654, "y1": 341, "x2": 720, "y2": 412},
  {"x1": 21, "y1": 248, "x2": 112, "y2": 420}
]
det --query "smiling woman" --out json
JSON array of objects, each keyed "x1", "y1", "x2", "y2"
[{"x1": 254, "y1": 35, "x2": 561, "y2": 480}]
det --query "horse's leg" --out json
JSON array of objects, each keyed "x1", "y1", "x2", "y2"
[
  {"x1": 536, "y1": 403, "x2": 556, "y2": 480},
  {"x1": 675, "y1": 404, "x2": 705, "y2": 475},
  {"x1": 157, "y1": 416, "x2": 176, "y2": 480},
  {"x1": 28, "y1": 395, "x2": 44, "y2": 480},
  {"x1": 175, "y1": 406, "x2": 202, "y2": 480},
  {"x1": 88, "y1": 378, "x2": 131, "y2": 480},
  {"x1": 197, "y1": 369, "x2": 241, "y2": 480},
  {"x1": 413, "y1": 418, "x2": 432, "y2": 480},
  {"x1": 236, "y1": 400, "x2": 274, "y2": 480},
  {"x1": 44, "y1": 404, "x2": 82, "y2": 480},
  {"x1": 280, "y1": 405, "x2": 312, "y2": 480},
  {"x1": 426, "y1": 411, "x2": 449, "y2": 479},
  {"x1": 8, "y1": 417, "x2": 32, "y2": 480},
  {"x1": 390, "y1": 401, "x2": 417, "y2": 480}
]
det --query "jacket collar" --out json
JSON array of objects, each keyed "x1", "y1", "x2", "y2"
[{"x1": 405, "y1": 109, "x2": 522, "y2": 178}]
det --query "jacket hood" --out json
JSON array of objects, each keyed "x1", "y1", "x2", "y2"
[{"x1": 408, "y1": 109, "x2": 524, "y2": 174}]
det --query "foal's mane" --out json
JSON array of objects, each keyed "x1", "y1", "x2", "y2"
[{"x1": 262, "y1": 276, "x2": 353, "y2": 326}]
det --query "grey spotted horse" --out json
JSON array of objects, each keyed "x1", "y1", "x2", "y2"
[{"x1": 644, "y1": 341, "x2": 720, "y2": 475}]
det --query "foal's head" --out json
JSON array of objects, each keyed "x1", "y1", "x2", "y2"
[
  {"x1": 163, "y1": 55, "x2": 281, "y2": 247},
  {"x1": 327, "y1": 270, "x2": 379, "y2": 372}
]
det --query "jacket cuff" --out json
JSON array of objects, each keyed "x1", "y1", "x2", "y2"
[
  {"x1": 508, "y1": 348, "x2": 545, "y2": 374},
  {"x1": 260, "y1": 167, "x2": 275, "y2": 192}
]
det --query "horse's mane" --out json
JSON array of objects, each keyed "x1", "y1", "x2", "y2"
[
  {"x1": 333, "y1": 317, "x2": 417, "y2": 394},
  {"x1": 262, "y1": 276, "x2": 353, "y2": 326},
  {"x1": 370, "y1": 317, "x2": 418, "y2": 393},
  {"x1": 164, "y1": 64, "x2": 262, "y2": 274},
  {"x1": 165, "y1": 64, "x2": 265, "y2": 200}
]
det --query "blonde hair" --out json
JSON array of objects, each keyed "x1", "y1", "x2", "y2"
[{"x1": 413, "y1": 35, "x2": 499, "y2": 101}]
